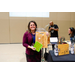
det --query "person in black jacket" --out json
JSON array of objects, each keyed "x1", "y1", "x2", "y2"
[{"x1": 48, "y1": 21, "x2": 59, "y2": 50}]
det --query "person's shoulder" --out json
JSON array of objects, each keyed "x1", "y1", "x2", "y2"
[
  {"x1": 54, "y1": 24, "x2": 58, "y2": 26},
  {"x1": 54, "y1": 24, "x2": 58, "y2": 28},
  {"x1": 24, "y1": 31, "x2": 30, "y2": 35}
]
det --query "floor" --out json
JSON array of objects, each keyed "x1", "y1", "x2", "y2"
[
  {"x1": 0, "y1": 44, "x2": 26, "y2": 62},
  {"x1": 0, "y1": 44, "x2": 52, "y2": 62}
]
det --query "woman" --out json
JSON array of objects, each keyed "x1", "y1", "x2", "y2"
[
  {"x1": 23, "y1": 21, "x2": 41, "y2": 62},
  {"x1": 68, "y1": 27, "x2": 75, "y2": 43}
]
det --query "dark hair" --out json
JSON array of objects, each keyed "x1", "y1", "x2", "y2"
[
  {"x1": 28, "y1": 21, "x2": 37, "y2": 33},
  {"x1": 69, "y1": 27, "x2": 75, "y2": 37}
]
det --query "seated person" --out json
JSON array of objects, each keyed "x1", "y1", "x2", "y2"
[{"x1": 68, "y1": 27, "x2": 75, "y2": 44}]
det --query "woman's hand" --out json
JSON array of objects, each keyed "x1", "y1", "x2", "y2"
[
  {"x1": 30, "y1": 46, "x2": 36, "y2": 51},
  {"x1": 46, "y1": 32, "x2": 49, "y2": 37},
  {"x1": 28, "y1": 46, "x2": 36, "y2": 51}
]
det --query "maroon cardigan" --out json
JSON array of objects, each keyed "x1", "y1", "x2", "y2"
[{"x1": 23, "y1": 31, "x2": 37, "y2": 55}]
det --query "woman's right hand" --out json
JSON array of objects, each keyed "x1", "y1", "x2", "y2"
[
  {"x1": 28, "y1": 46, "x2": 36, "y2": 51},
  {"x1": 30, "y1": 46, "x2": 36, "y2": 51}
]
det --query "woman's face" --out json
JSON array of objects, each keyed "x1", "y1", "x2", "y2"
[
  {"x1": 30, "y1": 22, "x2": 36, "y2": 31},
  {"x1": 68, "y1": 29, "x2": 72, "y2": 34}
]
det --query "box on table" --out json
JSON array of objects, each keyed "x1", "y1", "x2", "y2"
[{"x1": 58, "y1": 44, "x2": 69, "y2": 56}]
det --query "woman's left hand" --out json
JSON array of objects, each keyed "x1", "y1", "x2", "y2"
[{"x1": 46, "y1": 32, "x2": 49, "y2": 37}]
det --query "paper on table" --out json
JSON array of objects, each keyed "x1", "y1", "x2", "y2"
[{"x1": 50, "y1": 37, "x2": 58, "y2": 42}]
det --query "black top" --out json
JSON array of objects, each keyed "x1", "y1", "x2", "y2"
[{"x1": 48, "y1": 24, "x2": 59, "y2": 37}]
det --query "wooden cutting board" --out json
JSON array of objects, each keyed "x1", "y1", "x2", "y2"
[{"x1": 36, "y1": 32, "x2": 48, "y2": 48}]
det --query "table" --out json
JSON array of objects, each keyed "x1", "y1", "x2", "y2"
[{"x1": 47, "y1": 50, "x2": 75, "y2": 62}]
